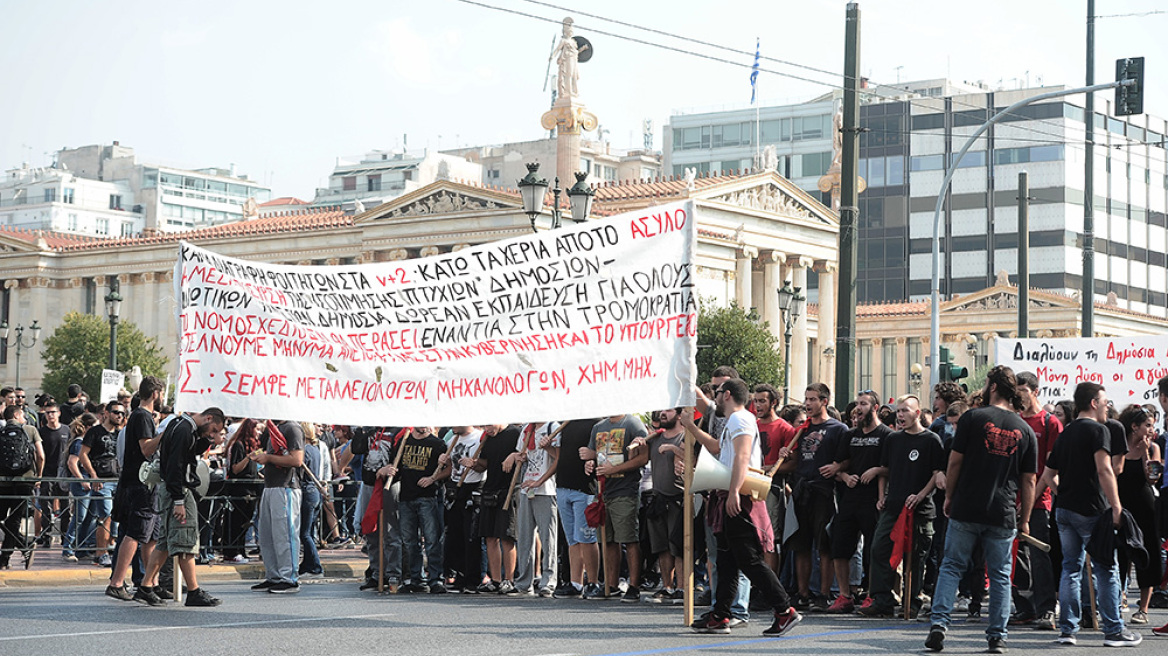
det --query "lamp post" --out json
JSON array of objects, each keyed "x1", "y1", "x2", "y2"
[
  {"x1": 518, "y1": 163, "x2": 594, "y2": 231},
  {"x1": 964, "y1": 334, "x2": 978, "y2": 371},
  {"x1": 0, "y1": 320, "x2": 41, "y2": 388},
  {"x1": 105, "y1": 279, "x2": 122, "y2": 371},
  {"x1": 776, "y1": 281, "x2": 806, "y2": 404},
  {"x1": 910, "y1": 362, "x2": 923, "y2": 396}
]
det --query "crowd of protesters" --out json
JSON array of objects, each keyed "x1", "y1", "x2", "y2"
[{"x1": 2, "y1": 369, "x2": 1168, "y2": 648}]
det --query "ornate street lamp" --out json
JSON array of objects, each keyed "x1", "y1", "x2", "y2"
[
  {"x1": 518, "y1": 163, "x2": 593, "y2": 231},
  {"x1": 777, "y1": 281, "x2": 805, "y2": 403},
  {"x1": 1, "y1": 320, "x2": 41, "y2": 388},
  {"x1": 105, "y1": 278, "x2": 123, "y2": 371}
]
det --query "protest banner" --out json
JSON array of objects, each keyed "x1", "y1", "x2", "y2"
[
  {"x1": 174, "y1": 201, "x2": 698, "y2": 425},
  {"x1": 996, "y1": 336, "x2": 1168, "y2": 407},
  {"x1": 100, "y1": 369, "x2": 125, "y2": 403}
]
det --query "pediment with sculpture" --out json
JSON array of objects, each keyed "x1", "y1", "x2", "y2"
[{"x1": 703, "y1": 176, "x2": 835, "y2": 226}]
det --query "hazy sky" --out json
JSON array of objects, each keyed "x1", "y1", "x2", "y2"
[{"x1": 2, "y1": 0, "x2": 1165, "y2": 198}]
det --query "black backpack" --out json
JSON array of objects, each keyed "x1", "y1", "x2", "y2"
[{"x1": 0, "y1": 423, "x2": 34, "y2": 477}]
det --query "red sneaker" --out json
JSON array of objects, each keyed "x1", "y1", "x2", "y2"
[
  {"x1": 826, "y1": 595, "x2": 855, "y2": 614},
  {"x1": 691, "y1": 615, "x2": 730, "y2": 634},
  {"x1": 1152, "y1": 622, "x2": 1168, "y2": 637},
  {"x1": 763, "y1": 608, "x2": 803, "y2": 636}
]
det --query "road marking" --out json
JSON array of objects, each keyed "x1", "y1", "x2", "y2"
[
  {"x1": 593, "y1": 627, "x2": 901, "y2": 656},
  {"x1": 0, "y1": 612, "x2": 397, "y2": 642}
]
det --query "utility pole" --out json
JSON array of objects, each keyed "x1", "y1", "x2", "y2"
[
  {"x1": 1018, "y1": 171, "x2": 1030, "y2": 337},
  {"x1": 835, "y1": 2, "x2": 861, "y2": 409},
  {"x1": 1083, "y1": 0, "x2": 1095, "y2": 336}
]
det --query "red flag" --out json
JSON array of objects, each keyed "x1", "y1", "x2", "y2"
[
  {"x1": 889, "y1": 505, "x2": 914, "y2": 569},
  {"x1": 266, "y1": 420, "x2": 287, "y2": 456},
  {"x1": 359, "y1": 427, "x2": 411, "y2": 535}
]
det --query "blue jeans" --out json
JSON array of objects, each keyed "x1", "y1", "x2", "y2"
[
  {"x1": 299, "y1": 485, "x2": 322, "y2": 574},
  {"x1": 399, "y1": 495, "x2": 444, "y2": 584},
  {"x1": 64, "y1": 481, "x2": 100, "y2": 556},
  {"x1": 1056, "y1": 508, "x2": 1124, "y2": 636},
  {"x1": 555, "y1": 488, "x2": 596, "y2": 545},
  {"x1": 929, "y1": 519, "x2": 1015, "y2": 640}
]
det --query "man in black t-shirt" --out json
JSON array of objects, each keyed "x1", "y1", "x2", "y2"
[
  {"x1": 925, "y1": 366, "x2": 1037, "y2": 654},
  {"x1": 79, "y1": 401, "x2": 125, "y2": 567},
  {"x1": 552, "y1": 418, "x2": 601, "y2": 598},
  {"x1": 38, "y1": 402, "x2": 70, "y2": 544},
  {"x1": 107, "y1": 377, "x2": 165, "y2": 601},
  {"x1": 58, "y1": 384, "x2": 87, "y2": 428},
  {"x1": 477, "y1": 424, "x2": 520, "y2": 594},
  {"x1": 391, "y1": 426, "x2": 449, "y2": 593},
  {"x1": 860, "y1": 394, "x2": 945, "y2": 618},
  {"x1": 827, "y1": 390, "x2": 892, "y2": 613},
  {"x1": 777, "y1": 382, "x2": 847, "y2": 611},
  {"x1": 1040, "y1": 382, "x2": 1141, "y2": 647}
]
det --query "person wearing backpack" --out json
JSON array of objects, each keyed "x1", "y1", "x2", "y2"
[{"x1": 0, "y1": 404, "x2": 44, "y2": 569}]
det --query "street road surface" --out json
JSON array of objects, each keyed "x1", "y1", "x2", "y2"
[{"x1": 1, "y1": 581, "x2": 1165, "y2": 656}]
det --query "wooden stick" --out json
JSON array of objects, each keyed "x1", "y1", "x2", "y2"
[
  {"x1": 173, "y1": 555, "x2": 182, "y2": 604},
  {"x1": 599, "y1": 515, "x2": 609, "y2": 598},
  {"x1": 382, "y1": 429, "x2": 410, "y2": 491},
  {"x1": 300, "y1": 463, "x2": 328, "y2": 494},
  {"x1": 764, "y1": 426, "x2": 805, "y2": 477},
  {"x1": 1018, "y1": 532, "x2": 1051, "y2": 553},
  {"x1": 378, "y1": 508, "x2": 385, "y2": 594},
  {"x1": 1085, "y1": 555, "x2": 1099, "y2": 631},
  {"x1": 903, "y1": 533, "x2": 913, "y2": 621},
  {"x1": 682, "y1": 408, "x2": 695, "y2": 627},
  {"x1": 457, "y1": 436, "x2": 488, "y2": 488},
  {"x1": 504, "y1": 422, "x2": 569, "y2": 511}
]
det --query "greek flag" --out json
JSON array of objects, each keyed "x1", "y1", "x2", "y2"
[{"x1": 750, "y1": 39, "x2": 760, "y2": 104}]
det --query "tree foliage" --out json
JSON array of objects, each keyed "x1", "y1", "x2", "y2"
[
  {"x1": 696, "y1": 301, "x2": 783, "y2": 388},
  {"x1": 40, "y1": 312, "x2": 170, "y2": 399}
]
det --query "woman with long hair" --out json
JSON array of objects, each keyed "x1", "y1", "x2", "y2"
[
  {"x1": 299, "y1": 422, "x2": 326, "y2": 577},
  {"x1": 223, "y1": 418, "x2": 264, "y2": 564},
  {"x1": 1116, "y1": 404, "x2": 1162, "y2": 625}
]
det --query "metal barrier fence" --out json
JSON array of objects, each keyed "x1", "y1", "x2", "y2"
[{"x1": 0, "y1": 475, "x2": 363, "y2": 564}]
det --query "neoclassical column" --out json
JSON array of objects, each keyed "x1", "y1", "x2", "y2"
[
  {"x1": 869, "y1": 337, "x2": 883, "y2": 398},
  {"x1": 895, "y1": 336, "x2": 908, "y2": 399},
  {"x1": 814, "y1": 260, "x2": 837, "y2": 393},
  {"x1": 760, "y1": 250, "x2": 786, "y2": 342},
  {"x1": 735, "y1": 246, "x2": 757, "y2": 310},
  {"x1": 789, "y1": 256, "x2": 814, "y2": 396},
  {"x1": 920, "y1": 335, "x2": 932, "y2": 395}
]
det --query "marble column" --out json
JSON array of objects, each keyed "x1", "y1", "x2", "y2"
[
  {"x1": 760, "y1": 251, "x2": 786, "y2": 343},
  {"x1": 789, "y1": 256, "x2": 814, "y2": 397},
  {"x1": 735, "y1": 246, "x2": 757, "y2": 310},
  {"x1": 814, "y1": 261, "x2": 837, "y2": 394},
  {"x1": 895, "y1": 337, "x2": 908, "y2": 399},
  {"x1": 869, "y1": 337, "x2": 883, "y2": 399}
]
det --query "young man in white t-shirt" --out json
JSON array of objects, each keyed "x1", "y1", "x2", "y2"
[
  {"x1": 506, "y1": 421, "x2": 560, "y2": 597},
  {"x1": 682, "y1": 378, "x2": 801, "y2": 637}
]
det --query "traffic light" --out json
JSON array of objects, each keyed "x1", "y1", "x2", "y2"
[
  {"x1": 938, "y1": 346, "x2": 968, "y2": 385},
  {"x1": 1116, "y1": 57, "x2": 1144, "y2": 117}
]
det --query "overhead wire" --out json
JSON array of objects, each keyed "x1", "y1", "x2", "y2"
[
  {"x1": 457, "y1": 0, "x2": 1161, "y2": 160},
  {"x1": 509, "y1": 0, "x2": 1146, "y2": 148}
]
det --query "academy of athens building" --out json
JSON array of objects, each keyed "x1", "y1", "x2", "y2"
[{"x1": 0, "y1": 171, "x2": 847, "y2": 399}]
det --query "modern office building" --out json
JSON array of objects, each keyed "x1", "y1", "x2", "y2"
[
  {"x1": 311, "y1": 149, "x2": 483, "y2": 209},
  {"x1": 665, "y1": 79, "x2": 1168, "y2": 318},
  {"x1": 54, "y1": 143, "x2": 272, "y2": 233}
]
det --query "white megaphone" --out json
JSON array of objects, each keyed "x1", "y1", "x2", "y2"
[{"x1": 689, "y1": 448, "x2": 773, "y2": 500}]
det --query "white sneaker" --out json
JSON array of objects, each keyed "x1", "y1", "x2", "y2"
[{"x1": 1102, "y1": 630, "x2": 1142, "y2": 647}]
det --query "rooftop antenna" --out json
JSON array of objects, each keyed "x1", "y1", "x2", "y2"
[{"x1": 895, "y1": 65, "x2": 904, "y2": 83}]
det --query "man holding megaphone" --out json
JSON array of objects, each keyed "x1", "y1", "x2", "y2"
[{"x1": 682, "y1": 378, "x2": 802, "y2": 637}]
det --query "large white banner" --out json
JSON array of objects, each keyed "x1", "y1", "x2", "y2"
[
  {"x1": 175, "y1": 201, "x2": 698, "y2": 425},
  {"x1": 996, "y1": 336, "x2": 1168, "y2": 407}
]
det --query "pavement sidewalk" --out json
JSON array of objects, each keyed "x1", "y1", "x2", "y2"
[{"x1": 0, "y1": 548, "x2": 368, "y2": 588}]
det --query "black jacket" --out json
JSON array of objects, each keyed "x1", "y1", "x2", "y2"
[
  {"x1": 1087, "y1": 508, "x2": 1146, "y2": 569},
  {"x1": 158, "y1": 415, "x2": 209, "y2": 501}
]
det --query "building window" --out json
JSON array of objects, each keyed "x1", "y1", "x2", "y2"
[
  {"x1": 858, "y1": 342, "x2": 873, "y2": 392},
  {"x1": 882, "y1": 341, "x2": 898, "y2": 401},
  {"x1": 96, "y1": 218, "x2": 109, "y2": 235},
  {"x1": 487, "y1": 169, "x2": 501, "y2": 179},
  {"x1": 120, "y1": 222, "x2": 133, "y2": 237},
  {"x1": 67, "y1": 214, "x2": 78, "y2": 231},
  {"x1": 367, "y1": 174, "x2": 381, "y2": 192},
  {"x1": 63, "y1": 188, "x2": 74, "y2": 204},
  {"x1": 83, "y1": 278, "x2": 97, "y2": 315},
  {"x1": 342, "y1": 176, "x2": 356, "y2": 191},
  {"x1": 109, "y1": 194, "x2": 123, "y2": 210},
  {"x1": 44, "y1": 188, "x2": 57, "y2": 203}
]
